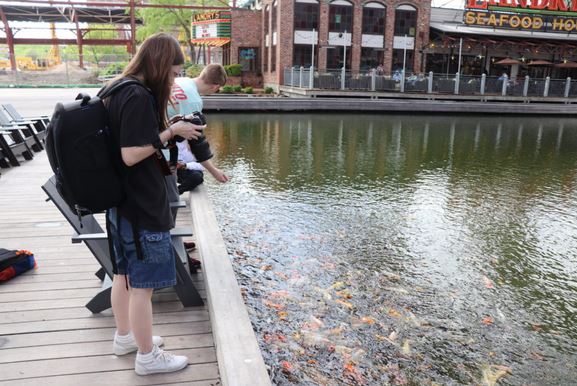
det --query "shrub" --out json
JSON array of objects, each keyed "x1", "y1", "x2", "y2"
[
  {"x1": 242, "y1": 86, "x2": 253, "y2": 94},
  {"x1": 233, "y1": 85, "x2": 242, "y2": 92},
  {"x1": 220, "y1": 85, "x2": 234, "y2": 94},
  {"x1": 185, "y1": 64, "x2": 204, "y2": 78},
  {"x1": 224, "y1": 64, "x2": 243, "y2": 76},
  {"x1": 101, "y1": 62, "x2": 127, "y2": 76},
  {"x1": 264, "y1": 87, "x2": 274, "y2": 94}
]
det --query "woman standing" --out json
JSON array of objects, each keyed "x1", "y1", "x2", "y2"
[{"x1": 104, "y1": 33, "x2": 203, "y2": 375}]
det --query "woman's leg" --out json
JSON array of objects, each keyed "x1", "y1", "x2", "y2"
[
  {"x1": 130, "y1": 287, "x2": 154, "y2": 354},
  {"x1": 111, "y1": 274, "x2": 131, "y2": 335}
]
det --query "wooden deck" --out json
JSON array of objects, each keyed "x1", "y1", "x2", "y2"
[{"x1": 0, "y1": 151, "x2": 220, "y2": 385}]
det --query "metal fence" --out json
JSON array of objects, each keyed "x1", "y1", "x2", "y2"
[
  {"x1": 0, "y1": 53, "x2": 132, "y2": 86},
  {"x1": 284, "y1": 67, "x2": 577, "y2": 99}
]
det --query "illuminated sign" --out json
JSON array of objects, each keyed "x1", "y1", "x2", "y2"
[
  {"x1": 193, "y1": 12, "x2": 221, "y2": 22},
  {"x1": 465, "y1": 0, "x2": 577, "y2": 32},
  {"x1": 191, "y1": 11, "x2": 231, "y2": 40},
  {"x1": 466, "y1": 0, "x2": 577, "y2": 13}
]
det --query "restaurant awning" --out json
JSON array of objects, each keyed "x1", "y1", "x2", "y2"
[
  {"x1": 527, "y1": 60, "x2": 554, "y2": 66},
  {"x1": 495, "y1": 58, "x2": 522, "y2": 65},
  {"x1": 190, "y1": 38, "x2": 230, "y2": 47},
  {"x1": 554, "y1": 61, "x2": 577, "y2": 68}
]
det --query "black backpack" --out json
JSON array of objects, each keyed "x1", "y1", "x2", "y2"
[{"x1": 45, "y1": 79, "x2": 145, "y2": 218}]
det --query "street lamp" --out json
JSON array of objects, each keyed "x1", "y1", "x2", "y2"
[{"x1": 339, "y1": 30, "x2": 348, "y2": 90}]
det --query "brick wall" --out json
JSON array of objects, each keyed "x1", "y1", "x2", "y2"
[{"x1": 231, "y1": 9, "x2": 262, "y2": 66}]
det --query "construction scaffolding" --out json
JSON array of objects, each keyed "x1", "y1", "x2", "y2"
[{"x1": 0, "y1": 0, "x2": 234, "y2": 71}]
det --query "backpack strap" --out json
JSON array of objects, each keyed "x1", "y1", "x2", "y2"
[{"x1": 97, "y1": 78, "x2": 151, "y2": 100}]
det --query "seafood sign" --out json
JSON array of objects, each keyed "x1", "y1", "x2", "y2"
[{"x1": 464, "y1": 0, "x2": 577, "y2": 32}]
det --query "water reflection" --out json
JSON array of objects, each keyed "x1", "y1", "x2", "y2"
[{"x1": 205, "y1": 114, "x2": 577, "y2": 385}]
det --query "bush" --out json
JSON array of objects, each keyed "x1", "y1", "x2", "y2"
[
  {"x1": 185, "y1": 64, "x2": 204, "y2": 78},
  {"x1": 101, "y1": 62, "x2": 127, "y2": 77},
  {"x1": 264, "y1": 87, "x2": 274, "y2": 94},
  {"x1": 224, "y1": 64, "x2": 243, "y2": 76},
  {"x1": 233, "y1": 85, "x2": 242, "y2": 92},
  {"x1": 242, "y1": 86, "x2": 253, "y2": 94},
  {"x1": 220, "y1": 85, "x2": 234, "y2": 94}
]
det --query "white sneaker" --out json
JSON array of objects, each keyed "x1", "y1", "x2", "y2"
[
  {"x1": 113, "y1": 332, "x2": 164, "y2": 356},
  {"x1": 135, "y1": 345, "x2": 189, "y2": 375}
]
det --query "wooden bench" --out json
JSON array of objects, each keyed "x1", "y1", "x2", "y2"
[
  {"x1": 0, "y1": 109, "x2": 45, "y2": 152},
  {"x1": 41, "y1": 176, "x2": 204, "y2": 313},
  {"x1": 2, "y1": 103, "x2": 50, "y2": 127},
  {"x1": 0, "y1": 128, "x2": 34, "y2": 167}
]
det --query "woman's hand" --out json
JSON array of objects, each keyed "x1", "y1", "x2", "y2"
[{"x1": 170, "y1": 120, "x2": 204, "y2": 141}]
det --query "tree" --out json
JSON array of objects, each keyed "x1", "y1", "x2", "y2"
[
  {"x1": 136, "y1": 0, "x2": 231, "y2": 63},
  {"x1": 62, "y1": 25, "x2": 130, "y2": 67}
]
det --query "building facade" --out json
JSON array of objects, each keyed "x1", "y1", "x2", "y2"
[
  {"x1": 257, "y1": 0, "x2": 431, "y2": 87},
  {"x1": 192, "y1": 0, "x2": 577, "y2": 88}
]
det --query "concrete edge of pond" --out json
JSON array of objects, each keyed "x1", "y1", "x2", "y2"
[
  {"x1": 203, "y1": 95, "x2": 577, "y2": 115},
  {"x1": 188, "y1": 185, "x2": 271, "y2": 386}
]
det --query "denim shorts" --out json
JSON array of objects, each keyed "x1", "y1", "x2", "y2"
[{"x1": 108, "y1": 208, "x2": 176, "y2": 289}]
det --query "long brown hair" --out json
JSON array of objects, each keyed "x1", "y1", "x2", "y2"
[{"x1": 121, "y1": 33, "x2": 184, "y2": 129}]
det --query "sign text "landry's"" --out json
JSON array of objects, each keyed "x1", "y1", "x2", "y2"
[{"x1": 466, "y1": 0, "x2": 577, "y2": 13}]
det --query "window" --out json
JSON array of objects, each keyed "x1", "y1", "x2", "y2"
[
  {"x1": 326, "y1": 46, "x2": 352, "y2": 70},
  {"x1": 362, "y1": 4, "x2": 386, "y2": 35},
  {"x1": 264, "y1": 5, "x2": 269, "y2": 35},
  {"x1": 394, "y1": 7, "x2": 417, "y2": 36},
  {"x1": 294, "y1": 2, "x2": 319, "y2": 30},
  {"x1": 272, "y1": 1, "x2": 277, "y2": 33},
  {"x1": 329, "y1": 2, "x2": 353, "y2": 32},
  {"x1": 293, "y1": 45, "x2": 318, "y2": 67},
  {"x1": 239, "y1": 48, "x2": 258, "y2": 72},
  {"x1": 360, "y1": 47, "x2": 384, "y2": 71},
  {"x1": 263, "y1": 46, "x2": 268, "y2": 72},
  {"x1": 392, "y1": 49, "x2": 414, "y2": 73}
]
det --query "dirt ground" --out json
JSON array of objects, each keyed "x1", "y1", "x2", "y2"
[{"x1": 0, "y1": 63, "x2": 100, "y2": 85}]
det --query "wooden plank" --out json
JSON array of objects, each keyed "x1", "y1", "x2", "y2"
[
  {"x1": 0, "y1": 321, "x2": 212, "y2": 349},
  {"x1": 0, "y1": 149, "x2": 219, "y2": 384},
  {"x1": 0, "y1": 310, "x2": 210, "y2": 335},
  {"x1": 0, "y1": 288, "x2": 181, "y2": 304},
  {"x1": 0, "y1": 291, "x2": 191, "y2": 312},
  {"x1": 0, "y1": 363, "x2": 220, "y2": 386},
  {"x1": 189, "y1": 186, "x2": 271, "y2": 386},
  {"x1": 0, "y1": 334, "x2": 215, "y2": 363},
  {"x1": 0, "y1": 280, "x2": 102, "y2": 293},
  {"x1": 0, "y1": 348, "x2": 217, "y2": 380},
  {"x1": 3, "y1": 271, "x2": 101, "y2": 283},
  {"x1": 0, "y1": 302, "x2": 199, "y2": 324}
]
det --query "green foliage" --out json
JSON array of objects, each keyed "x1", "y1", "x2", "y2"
[
  {"x1": 65, "y1": 25, "x2": 130, "y2": 66},
  {"x1": 242, "y1": 86, "x2": 253, "y2": 94},
  {"x1": 224, "y1": 64, "x2": 243, "y2": 76},
  {"x1": 14, "y1": 45, "x2": 51, "y2": 59},
  {"x1": 233, "y1": 85, "x2": 242, "y2": 92},
  {"x1": 220, "y1": 85, "x2": 234, "y2": 94},
  {"x1": 100, "y1": 62, "x2": 128, "y2": 76},
  {"x1": 136, "y1": 0, "x2": 226, "y2": 62},
  {"x1": 185, "y1": 64, "x2": 204, "y2": 78},
  {"x1": 264, "y1": 87, "x2": 274, "y2": 94}
]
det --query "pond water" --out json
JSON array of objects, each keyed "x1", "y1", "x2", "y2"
[{"x1": 203, "y1": 113, "x2": 577, "y2": 385}]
